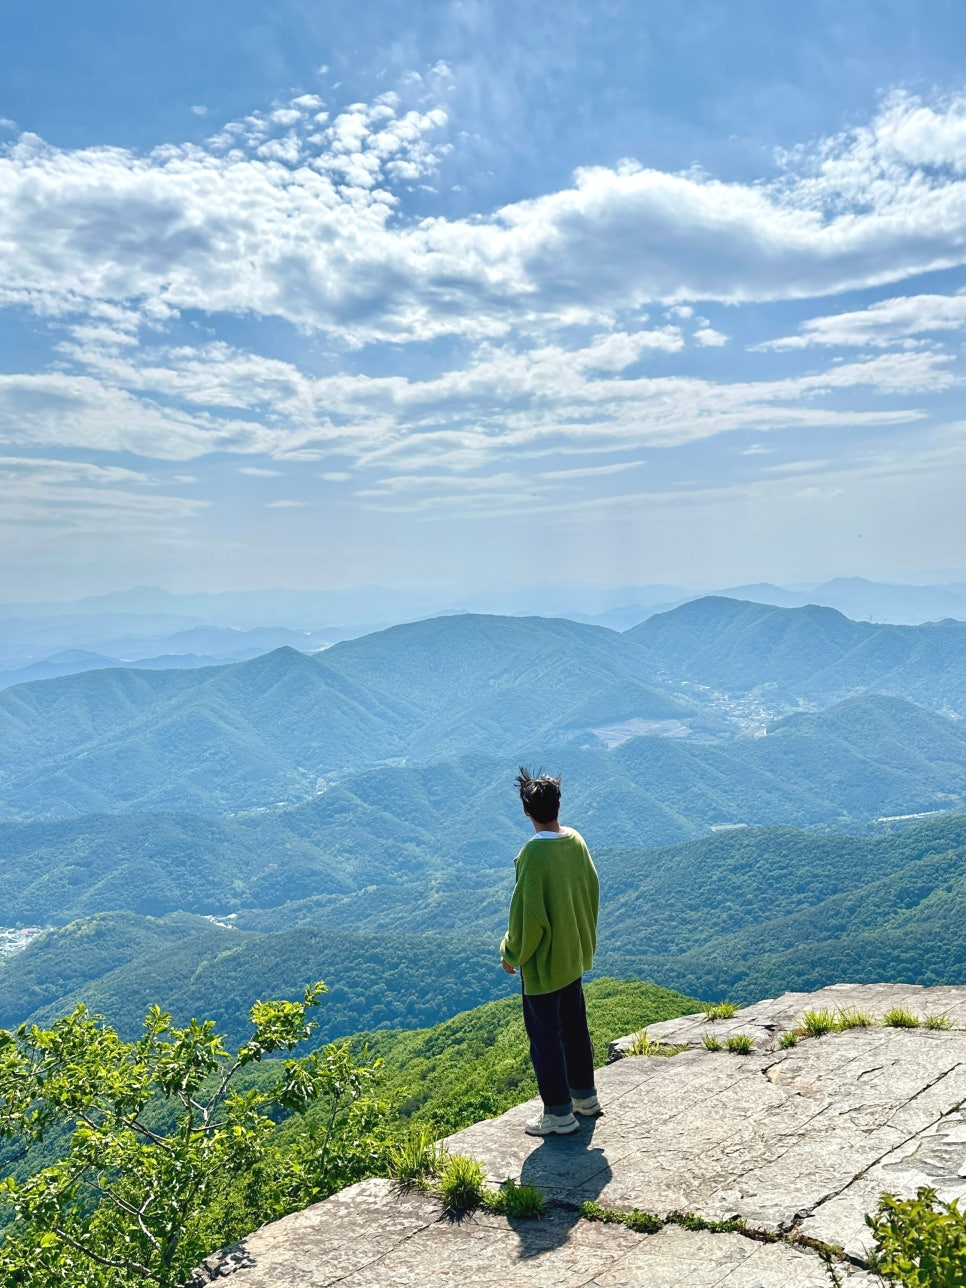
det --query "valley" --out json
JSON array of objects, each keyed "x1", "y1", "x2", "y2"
[{"x1": 1, "y1": 596, "x2": 965, "y2": 1040}]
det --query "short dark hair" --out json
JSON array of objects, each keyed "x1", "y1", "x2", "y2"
[{"x1": 516, "y1": 765, "x2": 561, "y2": 825}]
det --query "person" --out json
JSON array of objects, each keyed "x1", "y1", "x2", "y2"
[{"x1": 500, "y1": 766, "x2": 601, "y2": 1136}]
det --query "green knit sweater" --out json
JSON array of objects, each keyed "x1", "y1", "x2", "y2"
[{"x1": 499, "y1": 829, "x2": 599, "y2": 995}]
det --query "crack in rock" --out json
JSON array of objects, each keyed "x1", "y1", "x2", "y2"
[
  {"x1": 783, "y1": 1088, "x2": 966, "y2": 1252},
  {"x1": 323, "y1": 1217, "x2": 437, "y2": 1287}
]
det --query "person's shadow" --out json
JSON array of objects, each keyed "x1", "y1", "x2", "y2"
[{"x1": 507, "y1": 1116, "x2": 613, "y2": 1260}]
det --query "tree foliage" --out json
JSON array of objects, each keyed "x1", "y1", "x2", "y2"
[
  {"x1": 867, "y1": 1187, "x2": 966, "y2": 1287},
  {"x1": 0, "y1": 983, "x2": 384, "y2": 1287}
]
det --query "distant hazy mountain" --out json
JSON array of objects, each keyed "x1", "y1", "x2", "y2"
[
  {"x1": 0, "y1": 650, "x2": 122, "y2": 689},
  {"x1": 0, "y1": 622, "x2": 337, "y2": 676},
  {"x1": 5, "y1": 579, "x2": 965, "y2": 682},
  {"x1": 0, "y1": 615, "x2": 707, "y2": 821},
  {"x1": 0, "y1": 582, "x2": 690, "y2": 628},
  {"x1": 714, "y1": 577, "x2": 966, "y2": 625},
  {"x1": 6, "y1": 600, "x2": 966, "y2": 822},
  {"x1": 0, "y1": 647, "x2": 413, "y2": 820},
  {"x1": 628, "y1": 596, "x2": 966, "y2": 710}
]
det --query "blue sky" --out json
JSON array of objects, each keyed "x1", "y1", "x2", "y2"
[{"x1": 3, "y1": 1, "x2": 966, "y2": 599}]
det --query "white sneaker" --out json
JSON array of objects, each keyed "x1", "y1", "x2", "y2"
[
  {"x1": 524, "y1": 1111, "x2": 579, "y2": 1136},
  {"x1": 571, "y1": 1093, "x2": 602, "y2": 1117}
]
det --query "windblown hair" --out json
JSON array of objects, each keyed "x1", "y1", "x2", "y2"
[{"x1": 516, "y1": 765, "x2": 561, "y2": 825}]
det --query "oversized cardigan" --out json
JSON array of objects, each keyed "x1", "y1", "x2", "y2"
[{"x1": 499, "y1": 829, "x2": 599, "y2": 995}]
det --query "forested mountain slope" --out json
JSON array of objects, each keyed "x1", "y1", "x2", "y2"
[
  {"x1": 6, "y1": 816, "x2": 965, "y2": 1041},
  {"x1": 0, "y1": 911, "x2": 217, "y2": 1029},
  {"x1": 3, "y1": 692, "x2": 966, "y2": 923},
  {"x1": 17, "y1": 925, "x2": 509, "y2": 1051}
]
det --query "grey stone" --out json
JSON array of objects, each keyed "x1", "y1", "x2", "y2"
[
  {"x1": 189, "y1": 984, "x2": 966, "y2": 1286},
  {"x1": 186, "y1": 1180, "x2": 878, "y2": 1286}
]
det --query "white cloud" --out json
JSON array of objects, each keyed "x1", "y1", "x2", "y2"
[
  {"x1": 694, "y1": 326, "x2": 728, "y2": 347},
  {"x1": 539, "y1": 459, "x2": 647, "y2": 480},
  {"x1": 27, "y1": 324, "x2": 948, "y2": 467},
  {"x1": 239, "y1": 465, "x2": 283, "y2": 476},
  {"x1": 763, "y1": 458, "x2": 831, "y2": 474},
  {"x1": 0, "y1": 455, "x2": 206, "y2": 533},
  {"x1": 7, "y1": 89, "x2": 966, "y2": 344},
  {"x1": 0, "y1": 371, "x2": 288, "y2": 459},
  {"x1": 191, "y1": 105, "x2": 208, "y2": 118},
  {"x1": 265, "y1": 498, "x2": 306, "y2": 508},
  {"x1": 762, "y1": 291, "x2": 966, "y2": 349}
]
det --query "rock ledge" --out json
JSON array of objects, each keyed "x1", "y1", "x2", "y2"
[{"x1": 192, "y1": 984, "x2": 966, "y2": 1286}]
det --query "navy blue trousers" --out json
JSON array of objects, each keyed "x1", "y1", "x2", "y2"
[{"x1": 522, "y1": 975, "x2": 596, "y2": 1114}]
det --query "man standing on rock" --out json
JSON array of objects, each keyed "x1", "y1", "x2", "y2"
[{"x1": 501, "y1": 766, "x2": 602, "y2": 1136}]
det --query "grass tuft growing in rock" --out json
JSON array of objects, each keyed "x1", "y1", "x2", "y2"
[
  {"x1": 923, "y1": 1013, "x2": 952, "y2": 1030},
  {"x1": 626, "y1": 1030, "x2": 685, "y2": 1058},
  {"x1": 702, "y1": 1033, "x2": 723, "y2": 1051},
  {"x1": 387, "y1": 1126, "x2": 447, "y2": 1188},
  {"x1": 800, "y1": 1008, "x2": 837, "y2": 1037},
  {"x1": 835, "y1": 1008, "x2": 875, "y2": 1030},
  {"x1": 778, "y1": 1031, "x2": 798, "y2": 1048},
  {"x1": 485, "y1": 1178, "x2": 545, "y2": 1219},
  {"x1": 438, "y1": 1154, "x2": 487, "y2": 1212},
  {"x1": 724, "y1": 1034, "x2": 755, "y2": 1054},
  {"x1": 884, "y1": 1007, "x2": 920, "y2": 1029},
  {"x1": 703, "y1": 1002, "x2": 737, "y2": 1021}
]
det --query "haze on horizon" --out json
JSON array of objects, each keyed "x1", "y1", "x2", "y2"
[{"x1": 2, "y1": 1, "x2": 965, "y2": 601}]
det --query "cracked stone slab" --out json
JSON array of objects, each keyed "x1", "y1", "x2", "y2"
[
  {"x1": 189, "y1": 1178, "x2": 877, "y2": 1286},
  {"x1": 799, "y1": 1101, "x2": 966, "y2": 1261},
  {"x1": 609, "y1": 983, "x2": 966, "y2": 1058},
  {"x1": 449, "y1": 1026, "x2": 966, "y2": 1249}
]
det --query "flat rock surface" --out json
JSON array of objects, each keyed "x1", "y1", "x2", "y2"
[
  {"x1": 609, "y1": 981, "x2": 966, "y2": 1057},
  {"x1": 191, "y1": 985, "x2": 966, "y2": 1286}
]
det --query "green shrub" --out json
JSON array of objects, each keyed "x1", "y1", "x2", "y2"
[
  {"x1": 884, "y1": 1007, "x2": 921, "y2": 1029},
  {"x1": 867, "y1": 1187, "x2": 966, "y2": 1286},
  {"x1": 724, "y1": 1034, "x2": 754, "y2": 1054},
  {"x1": 438, "y1": 1154, "x2": 486, "y2": 1212},
  {"x1": 0, "y1": 984, "x2": 384, "y2": 1288}
]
